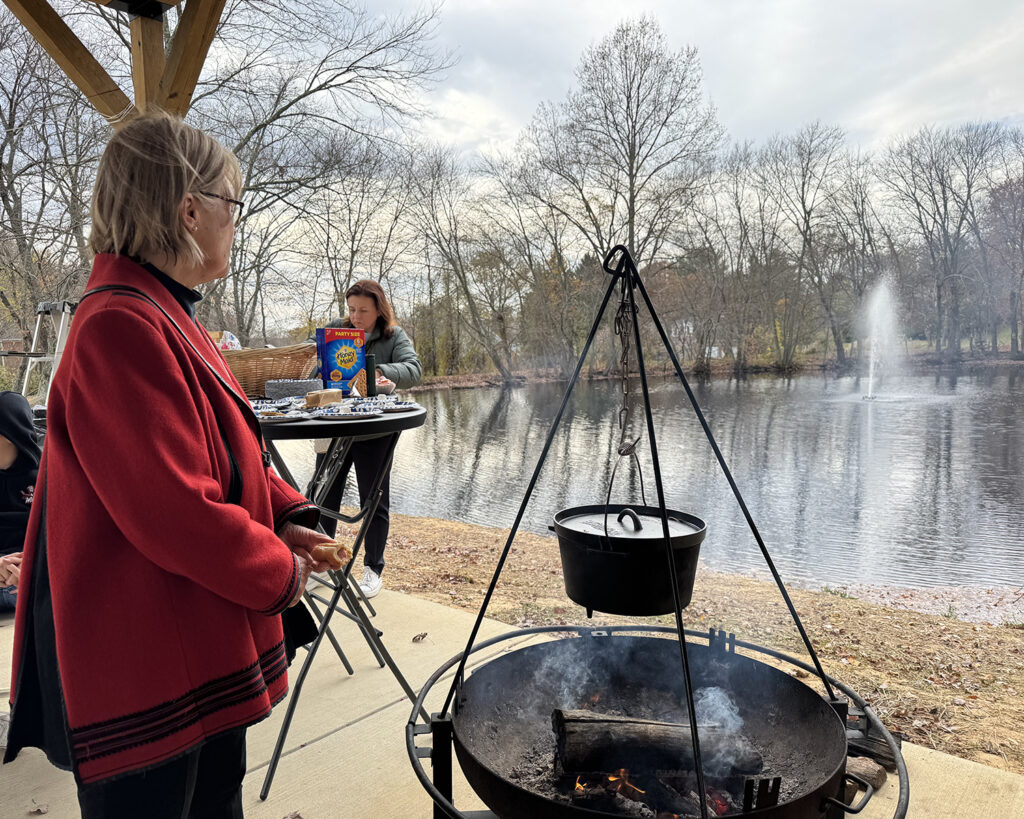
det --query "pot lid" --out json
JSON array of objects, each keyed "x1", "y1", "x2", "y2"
[{"x1": 556, "y1": 506, "x2": 703, "y2": 540}]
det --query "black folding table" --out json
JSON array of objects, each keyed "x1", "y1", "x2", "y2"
[{"x1": 258, "y1": 407, "x2": 427, "y2": 799}]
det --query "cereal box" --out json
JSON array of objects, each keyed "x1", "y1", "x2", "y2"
[{"x1": 316, "y1": 328, "x2": 366, "y2": 394}]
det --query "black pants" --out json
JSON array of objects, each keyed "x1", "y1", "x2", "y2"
[
  {"x1": 316, "y1": 434, "x2": 394, "y2": 575},
  {"x1": 77, "y1": 727, "x2": 247, "y2": 819}
]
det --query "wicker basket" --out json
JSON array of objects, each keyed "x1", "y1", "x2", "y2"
[{"x1": 222, "y1": 343, "x2": 318, "y2": 397}]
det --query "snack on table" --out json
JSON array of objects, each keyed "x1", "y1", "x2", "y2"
[
  {"x1": 348, "y1": 368, "x2": 367, "y2": 397},
  {"x1": 305, "y1": 388, "x2": 345, "y2": 408},
  {"x1": 310, "y1": 541, "x2": 352, "y2": 570},
  {"x1": 316, "y1": 327, "x2": 365, "y2": 393}
]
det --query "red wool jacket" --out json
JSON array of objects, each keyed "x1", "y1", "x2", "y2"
[{"x1": 6, "y1": 255, "x2": 315, "y2": 784}]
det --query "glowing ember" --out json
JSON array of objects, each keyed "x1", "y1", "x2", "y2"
[
  {"x1": 606, "y1": 769, "x2": 646, "y2": 798},
  {"x1": 707, "y1": 786, "x2": 732, "y2": 816},
  {"x1": 572, "y1": 769, "x2": 646, "y2": 800}
]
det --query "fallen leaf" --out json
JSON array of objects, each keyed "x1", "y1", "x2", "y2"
[
  {"x1": 412, "y1": 632, "x2": 428, "y2": 642},
  {"x1": 282, "y1": 812, "x2": 303, "y2": 819},
  {"x1": 29, "y1": 802, "x2": 49, "y2": 815}
]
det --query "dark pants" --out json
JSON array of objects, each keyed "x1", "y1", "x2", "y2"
[
  {"x1": 316, "y1": 434, "x2": 394, "y2": 575},
  {"x1": 77, "y1": 727, "x2": 247, "y2": 819}
]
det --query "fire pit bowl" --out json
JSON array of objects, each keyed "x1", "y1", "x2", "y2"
[
  {"x1": 451, "y1": 633, "x2": 860, "y2": 819},
  {"x1": 553, "y1": 505, "x2": 706, "y2": 615}
]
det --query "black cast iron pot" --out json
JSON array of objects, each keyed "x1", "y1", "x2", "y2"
[{"x1": 553, "y1": 504, "x2": 706, "y2": 616}]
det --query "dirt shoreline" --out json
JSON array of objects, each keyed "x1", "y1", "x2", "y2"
[
  {"x1": 337, "y1": 511, "x2": 1024, "y2": 776},
  {"x1": 407, "y1": 351, "x2": 1024, "y2": 392}
]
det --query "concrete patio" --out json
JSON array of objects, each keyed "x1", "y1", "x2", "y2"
[{"x1": 2, "y1": 590, "x2": 1023, "y2": 818}]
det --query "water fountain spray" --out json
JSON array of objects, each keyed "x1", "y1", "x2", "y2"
[{"x1": 863, "y1": 279, "x2": 901, "y2": 400}]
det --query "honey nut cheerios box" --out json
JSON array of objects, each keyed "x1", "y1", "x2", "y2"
[{"x1": 315, "y1": 327, "x2": 366, "y2": 395}]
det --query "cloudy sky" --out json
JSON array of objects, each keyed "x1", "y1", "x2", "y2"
[{"x1": 388, "y1": 0, "x2": 1024, "y2": 156}]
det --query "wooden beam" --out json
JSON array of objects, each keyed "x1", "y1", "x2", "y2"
[
  {"x1": 157, "y1": 0, "x2": 226, "y2": 116},
  {"x1": 81, "y1": 0, "x2": 183, "y2": 10},
  {"x1": 2, "y1": 0, "x2": 135, "y2": 123},
  {"x1": 130, "y1": 15, "x2": 165, "y2": 112}
]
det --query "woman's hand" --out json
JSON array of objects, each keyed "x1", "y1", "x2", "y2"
[
  {"x1": 376, "y1": 374, "x2": 395, "y2": 395},
  {"x1": 0, "y1": 553, "x2": 21, "y2": 587},
  {"x1": 278, "y1": 521, "x2": 336, "y2": 573}
]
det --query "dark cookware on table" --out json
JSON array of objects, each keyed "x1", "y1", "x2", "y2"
[{"x1": 552, "y1": 503, "x2": 706, "y2": 616}]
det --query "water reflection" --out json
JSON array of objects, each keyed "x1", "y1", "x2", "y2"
[{"x1": 278, "y1": 373, "x2": 1024, "y2": 588}]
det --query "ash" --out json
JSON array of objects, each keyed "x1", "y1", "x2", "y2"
[{"x1": 505, "y1": 732, "x2": 809, "y2": 817}]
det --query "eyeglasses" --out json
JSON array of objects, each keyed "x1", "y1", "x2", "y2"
[{"x1": 199, "y1": 191, "x2": 245, "y2": 226}]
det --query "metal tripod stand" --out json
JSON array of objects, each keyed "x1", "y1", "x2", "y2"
[{"x1": 428, "y1": 245, "x2": 874, "y2": 819}]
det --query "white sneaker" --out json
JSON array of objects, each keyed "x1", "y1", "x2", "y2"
[{"x1": 359, "y1": 567, "x2": 382, "y2": 599}]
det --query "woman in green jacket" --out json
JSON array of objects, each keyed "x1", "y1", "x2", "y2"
[{"x1": 319, "y1": 279, "x2": 422, "y2": 598}]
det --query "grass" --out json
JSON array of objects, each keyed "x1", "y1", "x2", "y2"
[{"x1": 822, "y1": 586, "x2": 852, "y2": 598}]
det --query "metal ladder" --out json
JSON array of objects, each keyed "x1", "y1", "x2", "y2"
[{"x1": 16, "y1": 301, "x2": 76, "y2": 406}]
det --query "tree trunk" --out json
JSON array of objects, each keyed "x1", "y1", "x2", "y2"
[
  {"x1": 1011, "y1": 289, "x2": 1020, "y2": 357},
  {"x1": 829, "y1": 317, "x2": 846, "y2": 365}
]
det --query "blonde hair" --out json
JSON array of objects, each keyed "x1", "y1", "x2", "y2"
[{"x1": 89, "y1": 110, "x2": 241, "y2": 268}]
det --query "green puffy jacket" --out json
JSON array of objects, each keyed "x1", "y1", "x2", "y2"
[{"x1": 326, "y1": 319, "x2": 422, "y2": 389}]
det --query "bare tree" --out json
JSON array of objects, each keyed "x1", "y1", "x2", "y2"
[
  {"x1": 303, "y1": 135, "x2": 417, "y2": 320},
  {"x1": 477, "y1": 152, "x2": 601, "y2": 376},
  {"x1": 518, "y1": 16, "x2": 722, "y2": 271},
  {"x1": 757, "y1": 122, "x2": 849, "y2": 363},
  {"x1": 827, "y1": 149, "x2": 892, "y2": 359},
  {"x1": 880, "y1": 123, "x2": 1002, "y2": 358},
  {"x1": 44, "y1": 1, "x2": 450, "y2": 345},
  {"x1": 983, "y1": 128, "x2": 1024, "y2": 356},
  {"x1": 0, "y1": 11, "x2": 105, "y2": 360},
  {"x1": 410, "y1": 147, "x2": 516, "y2": 380}
]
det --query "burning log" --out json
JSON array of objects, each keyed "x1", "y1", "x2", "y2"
[
  {"x1": 552, "y1": 709, "x2": 763, "y2": 774},
  {"x1": 570, "y1": 769, "x2": 698, "y2": 817}
]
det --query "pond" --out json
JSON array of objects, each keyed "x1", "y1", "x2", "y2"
[{"x1": 278, "y1": 370, "x2": 1024, "y2": 590}]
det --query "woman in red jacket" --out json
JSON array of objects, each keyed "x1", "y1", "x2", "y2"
[{"x1": 2, "y1": 112, "x2": 341, "y2": 818}]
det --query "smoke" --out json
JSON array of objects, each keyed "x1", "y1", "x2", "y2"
[
  {"x1": 694, "y1": 686, "x2": 742, "y2": 731},
  {"x1": 694, "y1": 686, "x2": 751, "y2": 777},
  {"x1": 528, "y1": 640, "x2": 597, "y2": 713}
]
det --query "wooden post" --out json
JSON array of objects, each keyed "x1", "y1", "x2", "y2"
[
  {"x1": 2, "y1": 0, "x2": 135, "y2": 123},
  {"x1": 157, "y1": 0, "x2": 227, "y2": 115},
  {"x1": 130, "y1": 15, "x2": 165, "y2": 113},
  {"x1": 4, "y1": 0, "x2": 225, "y2": 122}
]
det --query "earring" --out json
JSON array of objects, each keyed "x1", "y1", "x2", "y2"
[{"x1": 191, "y1": 224, "x2": 199, "y2": 232}]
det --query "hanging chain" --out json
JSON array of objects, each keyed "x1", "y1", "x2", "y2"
[
  {"x1": 606, "y1": 275, "x2": 646, "y2": 511},
  {"x1": 613, "y1": 280, "x2": 637, "y2": 452}
]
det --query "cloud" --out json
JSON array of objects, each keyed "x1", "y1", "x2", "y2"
[
  {"x1": 845, "y1": 2, "x2": 1024, "y2": 146},
  {"x1": 391, "y1": 0, "x2": 1024, "y2": 154},
  {"x1": 417, "y1": 86, "x2": 524, "y2": 155}
]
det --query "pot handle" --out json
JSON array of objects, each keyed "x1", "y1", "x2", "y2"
[
  {"x1": 821, "y1": 772, "x2": 875, "y2": 814},
  {"x1": 616, "y1": 507, "x2": 643, "y2": 532}
]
